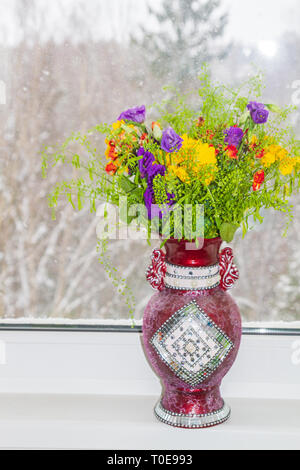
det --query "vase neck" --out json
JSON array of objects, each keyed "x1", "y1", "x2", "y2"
[{"x1": 164, "y1": 238, "x2": 222, "y2": 268}]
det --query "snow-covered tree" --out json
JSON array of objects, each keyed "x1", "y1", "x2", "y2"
[{"x1": 133, "y1": 0, "x2": 229, "y2": 86}]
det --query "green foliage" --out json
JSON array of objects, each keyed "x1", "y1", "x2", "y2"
[
  {"x1": 152, "y1": 174, "x2": 169, "y2": 206},
  {"x1": 97, "y1": 239, "x2": 136, "y2": 323},
  {"x1": 220, "y1": 223, "x2": 240, "y2": 243},
  {"x1": 41, "y1": 68, "x2": 300, "y2": 316},
  {"x1": 42, "y1": 67, "x2": 300, "y2": 246}
]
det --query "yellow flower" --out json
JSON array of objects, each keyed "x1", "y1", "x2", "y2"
[
  {"x1": 112, "y1": 120, "x2": 124, "y2": 130},
  {"x1": 261, "y1": 151, "x2": 276, "y2": 168},
  {"x1": 277, "y1": 148, "x2": 289, "y2": 161},
  {"x1": 165, "y1": 152, "x2": 184, "y2": 167},
  {"x1": 181, "y1": 134, "x2": 217, "y2": 165},
  {"x1": 181, "y1": 135, "x2": 217, "y2": 166},
  {"x1": 279, "y1": 157, "x2": 296, "y2": 176},
  {"x1": 195, "y1": 143, "x2": 217, "y2": 166},
  {"x1": 204, "y1": 169, "x2": 217, "y2": 186},
  {"x1": 181, "y1": 134, "x2": 195, "y2": 147},
  {"x1": 169, "y1": 165, "x2": 190, "y2": 183},
  {"x1": 251, "y1": 135, "x2": 258, "y2": 146},
  {"x1": 168, "y1": 134, "x2": 218, "y2": 185},
  {"x1": 261, "y1": 144, "x2": 289, "y2": 168}
]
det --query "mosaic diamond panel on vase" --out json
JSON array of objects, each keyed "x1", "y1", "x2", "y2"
[{"x1": 150, "y1": 301, "x2": 234, "y2": 386}]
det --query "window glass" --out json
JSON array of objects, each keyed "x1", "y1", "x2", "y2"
[{"x1": 0, "y1": 0, "x2": 299, "y2": 323}]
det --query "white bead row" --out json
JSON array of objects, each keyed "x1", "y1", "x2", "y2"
[
  {"x1": 164, "y1": 272, "x2": 221, "y2": 291},
  {"x1": 165, "y1": 261, "x2": 220, "y2": 278}
]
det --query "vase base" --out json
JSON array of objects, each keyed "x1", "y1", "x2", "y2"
[{"x1": 154, "y1": 400, "x2": 231, "y2": 429}]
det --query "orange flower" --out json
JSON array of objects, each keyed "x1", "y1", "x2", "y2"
[
  {"x1": 250, "y1": 135, "x2": 258, "y2": 150},
  {"x1": 105, "y1": 141, "x2": 118, "y2": 161},
  {"x1": 255, "y1": 149, "x2": 265, "y2": 159},
  {"x1": 206, "y1": 130, "x2": 214, "y2": 140},
  {"x1": 109, "y1": 148, "x2": 118, "y2": 161},
  {"x1": 196, "y1": 116, "x2": 205, "y2": 127},
  {"x1": 225, "y1": 145, "x2": 238, "y2": 159},
  {"x1": 208, "y1": 143, "x2": 220, "y2": 156},
  {"x1": 139, "y1": 132, "x2": 148, "y2": 145},
  {"x1": 105, "y1": 162, "x2": 118, "y2": 175},
  {"x1": 252, "y1": 170, "x2": 265, "y2": 191},
  {"x1": 217, "y1": 144, "x2": 224, "y2": 155},
  {"x1": 151, "y1": 121, "x2": 161, "y2": 130}
]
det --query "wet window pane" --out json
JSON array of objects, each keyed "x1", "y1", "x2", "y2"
[{"x1": 0, "y1": 0, "x2": 299, "y2": 323}]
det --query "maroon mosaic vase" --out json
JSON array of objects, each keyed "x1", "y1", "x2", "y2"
[{"x1": 143, "y1": 238, "x2": 242, "y2": 428}]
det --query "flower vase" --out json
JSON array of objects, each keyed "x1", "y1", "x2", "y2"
[{"x1": 143, "y1": 238, "x2": 242, "y2": 428}]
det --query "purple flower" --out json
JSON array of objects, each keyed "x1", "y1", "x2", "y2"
[
  {"x1": 144, "y1": 163, "x2": 173, "y2": 220},
  {"x1": 166, "y1": 192, "x2": 175, "y2": 205},
  {"x1": 137, "y1": 147, "x2": 166, "y2": 181},
  {"x1": 118, "y1": 105, "x2": 146, "y2": 123},
  {"x1": 137, "y1": 148, "x2": 155, "y2": 179},
  {"x1": 144, "y1": 188, "x2": 175, "y2": 220},
  {"x1": 148, "y1": 163, "x2": 166, "y2": 180},
  {"x1": 247, "y1": 102, "x2": 265, "y2": 113},
  {"x1": 247, "y1": 101, "x2": 269, "y2": 124},
  {"x1": 137, "y1": 147, "x2": 145, "y2": 157},
  {"x1": 144, "y1": 188, "x2": 154, "y2": 219},
  {"x1": 251, "y1": 108, "x2": 269, "y2": 124},
  {"x1": 224, "y1": 126, "x2": 244, "y2": 148},
  {"x1": 161, "y1": 127, "x2": 183, "y2": 153}
]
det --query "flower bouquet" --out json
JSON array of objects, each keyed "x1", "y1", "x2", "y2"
[{"x1": 43, "y1": 70, "x2": 300, "y2": 428}]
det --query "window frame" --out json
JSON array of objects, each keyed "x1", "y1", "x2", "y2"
[{"x1": 0, "y1": 323, "x2": 299, "y2": 335}]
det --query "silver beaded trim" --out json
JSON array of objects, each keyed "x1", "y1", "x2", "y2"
[
  {"x1": 154, "y1": 400, "x2": 231, "y2": 428},
  {"x1": 164, "y1": 262, "x2": 220, "y2": 291},
  {"x1": 165, "y1": 273, "x2": 220, "y2": 290},
  {"x1": 150, "y1": 301, "x2": 234, "y2": 386},
  {"x1": 166, "y1": 262, "x2": 220, "y2": 278}
]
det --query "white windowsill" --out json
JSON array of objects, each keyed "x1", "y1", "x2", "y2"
[
  {"x1": 0, "y1": 394, "x2": 299, "y2": 450},
  {"x1": 0, "y1": 331, "x2": 299, "y2": 449}
]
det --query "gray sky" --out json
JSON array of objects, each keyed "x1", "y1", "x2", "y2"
[
  {"x1": 140, "y1": 0, "x2": 300, "y2": 45},
  {"x1": 222, "y1": 0, "x2": 299, "y2": 44},
  {"x1": 0, "y1": 0, "x2": 299, "y2": 46}
]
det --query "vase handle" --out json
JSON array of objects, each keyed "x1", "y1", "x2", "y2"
[
  {"x1": 219, "y1": 247, "x2": 239, "y2": 291},
  {"x1": 146, "y1": 249, "x2": 166, "y2": 291}
]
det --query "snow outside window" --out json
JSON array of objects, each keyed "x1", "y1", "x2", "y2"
[{"x1": 0, "y1": 0, "x2": 299, "y2": 326}]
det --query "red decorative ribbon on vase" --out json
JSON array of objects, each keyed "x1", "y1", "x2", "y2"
[
  {"x1": 146, "y1": 249, "x2": 166, "y2": 291},
  {"x1": 219, "y1": 247, "x2": 239, "y2": 291},
  {"x1": 146, "y1": 246, "x2": 239, "y2": 292}
]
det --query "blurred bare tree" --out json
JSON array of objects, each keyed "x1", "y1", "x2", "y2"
[{"x1": 0, "y1": 0, "x2": 156, "y2": 320}]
